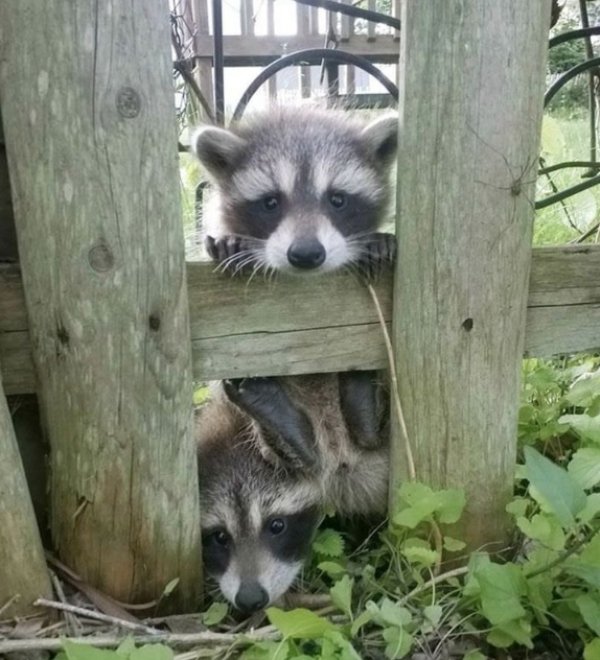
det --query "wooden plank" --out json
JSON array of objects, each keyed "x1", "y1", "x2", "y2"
[
  {"x1": 392, "y1": 1, "x2": 551, "y2": 551},
  {"x1": 0, "y1": 0, "x2": 201, "y2": 608},
  {"x1": 0, "y1": 369, "x2": 52, "y2": 616},
  {"x1": 0, "y1": 110, "x2": 18, "y2": 262},
  {"x1": 195, "y1": 34, "x2": 400, "y2": 65},
  {"x1": 2, "y1": 245, "x2": 600, "y2": 393}
]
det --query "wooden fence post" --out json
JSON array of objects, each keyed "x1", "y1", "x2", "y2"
[
  {"x1": 0, "y1": 372, "x2": 52, "y2": 616},
  {"x1": 392, "y1": 1, "x2": 551, "y2": 550},
  {"x1": 0, "y1": 1, "x2": 202, "y2": 607}
]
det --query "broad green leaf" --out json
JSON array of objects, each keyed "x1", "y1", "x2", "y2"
[
  {"x1": 585, "y1": 638, "x2": 600, "y2": 660},
  {"x1": 565, "y1": 535, "x2": 600, "y2": 587},
  {"x1": 462, "y1": 652, "x2": 486, "y2": 660},
  {"x1": 63, "y1": 641, "x2": 122, "y2": 660},
  {"x1": 517, "y1": 513, "x2": 565, "y2": 550},
  {"x1": 443, "y1": 536, "x2": 466, "y2": 552},
  {"x1": 330, "y1": 575, "x2": 353, "y2": 619},
  {"x1": 559, "y1": 414, "x2": 600, "y2": 444},
  {"x1": 475, "y1": 562, "x2": 526, "y2": 625},
  {"x1": 240, "y1": 640, "x2": 289, "y2": 660},
  {"x1": 436, "y1": 489, "x2": 466, "y2": 524},
  {"x1": 379, "y1": 598, "x2": 412, "y2": 628},
  {"x1": 565, "y1": 372, "x2": 600, "y2": 408},
  {"x1": 313, "y1": 529, "x2": 344, "y2": 557},
  {"x1": 569, "y1": 447, "x2": 600, "y2": 489},
  {"x1": 506, "y1": 497, "x2": 529, "y2": 517},
  {"x1": 402, "y1": 545, "x2": 439, "y2": 567},
  {"x1": 579, "y1": 493, "x2": 600, "y2": 523},
  {"x1": 202, "y1": 601, "x2": 228, "y2": 626},
  {"x1": 382, "y1": 626, "x2": 413, "y2": 659},
  {"x1": 266, "y1": 607, "x2": 336, "y2": 639},
  {"x1": 129, "y1": 645, "x2": 173, "y2": 660},
  {"x1": 116, "y1": 638, "x2": 136, "y2": 658},
  {"x1": 423, "y1": 604, "x2": 442, "y2": 628},
  {"x1": 488, "y1": 618, "x2": 533, "y2": 648},
  {"x1": 526, "y1": 575, "x2": 552, "y2": 625},
  {"x1": 324, "y1": 631, "x2": 362, "y2": 660},
  {"x1": 577, "y1": 594, "x2": 600, "y2": 636},
  {"x1": 318, "y1": 561, "x2": 346, "y2": 578},
  {"x1": 550, "y1": 600, "x2": 584, "y2": 630},
  {"x1": 523, "y1": 446, "x2": 586, "y2": 527}
]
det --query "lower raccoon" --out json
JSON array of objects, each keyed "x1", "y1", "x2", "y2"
[{"x1": 197, "y1": 373, "x2": 388, "y2": 613}]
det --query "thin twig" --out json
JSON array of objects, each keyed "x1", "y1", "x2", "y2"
[
  {"x1": 0, "y1": 595, "x2": 19, "y2": 619},
  {"x1": 367, "y1": 283, "x2": 416, "y2": 480},
  {"x1": 50, "y1": 570, "x2": 82, "y2": 636},
  {"x1": 0, "y1": 629, "x2": 280, "y2": 654},
  {"x1": 33, "y1": 598, "x2": 161, "y2": 636},
  {"x1": 398, "y1": 566, "x2": 469, "y2": 606}
]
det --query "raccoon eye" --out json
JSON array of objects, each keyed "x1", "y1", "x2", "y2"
[
  {"x1": 262, "y1": 195, "x2": 280, "y2": 212},
  {"x1": 329, "y1": 192, "x2": 347, "y2": 210},
  {"x1": 268, "y1": 518, "x2": 286, "y2": 535},
  {"x1": 207, "y1": 529, "x2": 230, "y2": 547}
]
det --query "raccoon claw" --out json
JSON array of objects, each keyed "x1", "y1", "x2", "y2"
[
  {"x1": 205, "y1": 235, "x2": 254, "y2": 272},
  {"x1": 223, "y1": 377, "x2": 319, "y2": 470},
  {"x1": 357, "y1": 232, "x2": 396, "y2": 282}
]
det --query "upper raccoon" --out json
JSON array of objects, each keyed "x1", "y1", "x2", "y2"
[
  {"x1": 197, "y1": 374, "x2": 388, "y2": 613},
  {"x1": 192, "y1": 105, "x2": 397, "y2": 274}
]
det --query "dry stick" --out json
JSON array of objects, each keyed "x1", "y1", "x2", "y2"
[
  {"x1": 33, "y1": 598, "x2": 161, "y2": 636},
  {"x1": 50, "y1": 570, "x2": 81, "y2": 636},
  {"x1": 367, "y1": 283, "x2": 416, "y2": 481},
  {"x1": 0, "y1": 595, "x2": 19, "y2": 619},
  {"x1": 0, "y1": 629, "x2": 280, "y2": 654}
]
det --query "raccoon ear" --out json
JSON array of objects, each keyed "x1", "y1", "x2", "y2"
[
  {"x1": 362, "y1": 115, "x2": 398, "y2": 168},
  {"x1": 191, "y1": 126, "x2": 247, "y2": 179}
]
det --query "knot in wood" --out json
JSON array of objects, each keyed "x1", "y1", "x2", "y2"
[
  {"x1": 116, "y1": 86, "x2": 141, "y2": 118},
  {"x1": 88, "y1": 242, "x2": 114, "y2": 272}
]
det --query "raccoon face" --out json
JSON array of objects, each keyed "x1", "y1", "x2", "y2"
[
  {"x1": 199, "y1": 441, "x2": 322, "y2": 612},
  {"x1": 193, "y1": 108, "x2": 397, "y2": 274}
]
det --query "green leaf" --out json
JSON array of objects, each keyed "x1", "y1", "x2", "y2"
[
  {"x1": 462, "y1": 652, "x2": 486, "y2": 660},
  {"x1": 379, "y1": 599, "x2": 412, "y2": 628},
  {"x1": 350, "y1": 609, "x2": 373, "y2": 637},
  {"x1": 579, "y1": 493, "x2": 600, "y2": 523},
  {"x1": 393, "y1": 482, "x2": 465, "y2": 527},
  {"x1": 266, "y1": 607, "x2": 336, "y2": 639},
  {"x1": 402, "y1": 545, "x2": 439, "y2": 567},
  {"x1": 240, "y1": 640, "x2": 290, "y2": 660},
  {"x1": 488, "y1": 618, "x2": 533, "y2": 648},
  {"x1": 313, "y1": 529, "x2": 344, "y2": 557},
  {"x1": 116, "y1": 638, "x2": 136, "y2": 658},
  {"x1": 506, "y1": 497, "x2": 529, "y2": 517},
  {"x1": 559, "y1": 414, "x2": 600, "y2": 444},
  {"x1": 577, "y1": 593, "x2": 600, "y2": 636},
  {"x1": 516, "y1": 513, "x2": 565, "y2": 550},
  {"x1": 63, "y1": 641, "x2": 121, "y2": 660},
  {"x1": 318, "y1": 561, "x2": 346, "y2": 578},
  {"x1": 202, "y1": 601, "x2": 228, "y2": 626},
  {"x1": 523, "y1": 446, "x2": 586, "y2": 527},
  {"x1": 443, "y1": 536, "x2": 466, "y2": 552},
  {"x1": 161, "y1": 577, "x2": 179, "y2": 598},
  {"x1": 569, "y1": 447, "x2": 600, "y2": 489},
  {"x1": 565, "y1": 372, "x2": 600, "y2": 408},
  {"x1": 330, "y1": 575, "x2": 353, "y2": 619},
  {"x1": 585, "y1": 638, "x2": 600, "y2": 660},
  {"x1": 436, "y1": 489, "x2": 466, "y2": 524},
  {"x1": 474, "y1": 562, "x2": 526, "y2": 625},
  {"x1": 129, "y1": 646, "x2": 173, "y2": 660},
  {"x1": 423, "y1": 604, "x2": 442, "y2": 628},
  {"x1": 382, "y1": 626, "x2": 413, "y2": 659}
]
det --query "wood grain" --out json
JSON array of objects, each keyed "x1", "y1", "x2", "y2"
[
  {"x1": 392, "y1": 1, "x2": 552, "y2": 551},
  {"x1": 0, "y1": 0, "x2": 201, "y2": 607}
]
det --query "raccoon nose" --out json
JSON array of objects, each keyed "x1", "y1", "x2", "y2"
[
  {"x1": 235, "y1": 582, "x2": 269, "y2": 613},
  {"x1": 287, "y1": 238, "x2": 326, "y2": 269}
]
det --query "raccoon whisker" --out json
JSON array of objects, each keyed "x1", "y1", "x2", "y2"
[
  {"x1": 213, "y1": 252, "x2": 252, "y2": 274},
  {"x1": 232, "y1": 254, "x2": 261, "y2": 277},
  {"x1": 245, "y1": 259, "x2": 267, "y2": 286}
]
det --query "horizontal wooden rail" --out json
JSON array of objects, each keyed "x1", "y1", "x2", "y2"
[
  {"x1": 192, "y1": 34, "x2": 400, "y2": 66},
  {"x1": 1, "y1": 244, "x2": 599, "y2": 394}
]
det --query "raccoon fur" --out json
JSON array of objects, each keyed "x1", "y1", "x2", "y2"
[
  {"x1": 197, "y1": 373, "x2": 388, "y2": 613},
  {"x1": 192, "y1": 104, "x2": 397, "y2": 274}
]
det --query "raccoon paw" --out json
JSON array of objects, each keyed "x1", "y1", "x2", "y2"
[
  {"x1": 205, "y1": 235, "x2": 254, "y2": 272},
  {"x1": 357, "y1": 232, "x2": 396, "y2": 281},
  {"x1": 223, "y1": 377, "x2": 275, "y2": 407}
]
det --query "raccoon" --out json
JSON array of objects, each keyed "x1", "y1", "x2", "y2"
[
  {"x1": 191, "y1": 104, "x2": 397, "y2": 275},
  {"x1": 197, "y1": 373, "x2": 388, "y2": 613},
  {"x1": 192, "y1": 106, "x2": 397, "y2": 611}
]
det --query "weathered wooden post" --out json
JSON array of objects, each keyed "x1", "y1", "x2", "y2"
[
  {"x1": 393, "y1": 1, "x2": 551, "y2": 550},
  {"x1": 0, "y1": 373, "x2": 52, "y2": 616},
  {"x1": 0, "y1": 1, "x2": 202, "y2": 607}
]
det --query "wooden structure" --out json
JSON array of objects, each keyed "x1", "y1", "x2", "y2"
[{"x1": 0, "y1": 0, "x2": 591, "y2": 613}]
